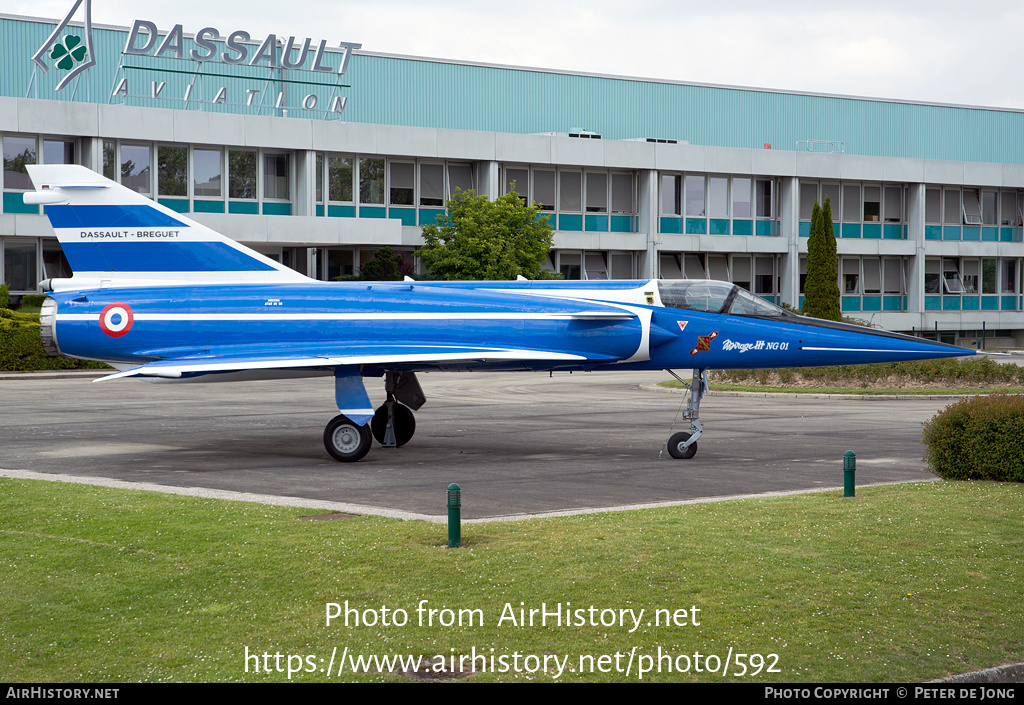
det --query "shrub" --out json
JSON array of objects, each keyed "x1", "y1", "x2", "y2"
[
  {"x1": 922, "y1": 394, "x2": 1024, "y2": 482},
  {"x1": 0, "y1": 282, "x2": 8, "y2": 308}
]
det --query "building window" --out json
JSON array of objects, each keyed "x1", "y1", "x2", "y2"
[
  {"x1": 359, "y1": 157, "x2": 384, "y2": 204},
  {"x1": 263, "y1": 153, "x2": 289, "y2": 201},
  {"x1": 1000, "y1": 191, "x2": 1018, "y2": 226},
  {"x1": 329, "y1": 155, "x2": 353, "y2": 203},
  {"x1": 884, "y1": 186, "x2": 903, "y2": 223},
  {"x1": 943, "y1": 189, "x2": 960, "y2": 224},
  {"x1": 661, "y1": 174, "x2": 681, "y2": 216},
  {"x1": 447, "y1": 163, "x2": 474, "y2": 197},
  {"x1": 3, "y1": 240, "x2": 37, "y2": 291},
  {"x1": 389, "y1": 161, "x2": 414, "y2": 205},
  {"x1": 708, "y1": 177, "x2": 728, "y2": 218},
  {"x1": 799, "y1": 182, "x2": 817, "y2": 220},
  {"x1": 505, "y1": 167, "x2": 529, "y2": 201},
  {"x1": 685, "y1": 175, "x2": 705, "y2": 217},
  {"x1": 611, "y1": 173, "x2": 634, "y2": 214},
  {"x1": 102, "y1": 140, "x2": 116, "y2": 180},
  {"x1": 586, "y1": 172, "x2": 607, "y2": 213},
  {"x1": 194, "y1": 148, "x2": 222, "y2": 198},
  {"x1": 157, "y1": 145, "x2": 187, "y2": 197},
  {"x1": 120, "y1": 143, "x2": 151, "y2": 196},
  {"x1": 560, "y1": 171, "x2": 582, "y2": 212},
  {"x1": 534, "y1": 170, "x2": 555, "y2": 211},
  {"x1": 863, "y1": 186, "x2": 880, "y2": 222},
  {"x1": 755, "y1": 179, "x2": 773, "y2": 218},
  {"x1": 3, "y1": 136, "x2": 36, "y2": 190},
  {"x1": 926, "y1": 188, "x2": 941, "y2": 223},
  {"x1": 43, "y1": 139, "x2": 75, "y2": 165},
  {"x1": 733, "y1": 178, "x2": 751, "y2": 219},
  {"x1": 229, "y1": 150, "x2": 256, "y2": 199},
  {"x1": 420, "y1": 163, "x2": 444, "y2": 206}
]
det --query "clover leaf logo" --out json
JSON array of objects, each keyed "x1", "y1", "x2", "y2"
[{"x1": 49, "y1": 34, "x2": 87, "y2": 72}]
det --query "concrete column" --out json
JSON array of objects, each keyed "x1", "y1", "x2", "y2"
[
  {"x1": 906, "y1": 182, "x2": 926, "y2": 315},
  {"x1": 778, "y1": 177, "x2": 801, "y2": 307},
  {"x1": 478, "y1": 161, "x2": 499, "y2": 200},
  {"x1": 636, "y1": 169, "x2": 659, "y2": 279},
  {"x1": 80, "y1": 137, "x2": 104, "y2": 174}
]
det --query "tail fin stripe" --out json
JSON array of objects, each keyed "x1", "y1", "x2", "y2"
[
  {"x1": 45, "y1": 204, "x2": 189, "y2": 229},
  {"x1": 60, "y1": 242, "x2": 278, "y2": 272}
]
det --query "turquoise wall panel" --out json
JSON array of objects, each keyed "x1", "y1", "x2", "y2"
[
  {"x1": 943, "y1": 226, "x2": 961, "y2": 241},
  {"x1": 882, "y1": 296, "x2": 904, "y2": 311},
  {"x1": 1002, "y1": 296, "x2": 1018, "y2": 310},
  {"x1": 228, "y1": 201, "x2": 258, "y2": 214},
  {"x1": 660, "y1": 217, "x2": 682, "y2": 234},
  {"x1": 925, "y1": 225, "x2": 941, "y2": 240},
  {"x1": 925, "y1": 296, "x2": 941, "y2": 311},
  {"x1": 3, "y1": 192, "x2": 36, "y2": 214},
  {"x1": 982, "y1": 296, "x2": 999, "y2": 311},
  {"x1": 262, "y1": 203, "x2": 291, "y2": 216},
  {"x1": 1000, "y1": 227, "x2": 1017, "y2": 242},
  {"x1": 841, "y1": 296, "x2": 861, "y2": 312},
  {"x1": 755, "y1": 220, "x2": 774, "y2": 236},
  {"x1": 963, "y1": 226, "x2": 980, "y2": 241},
  {"x1": 962, "y1": 296, "x2": 980, "y2": 311},
  {"x1": 732, "y1": 219, "x2": 752, "y2": 235},
  {"x1": 980, "y1": 227, "x2": 997, "y2": 241},
  {"x1": 329, "y1": 205, "x2": 356, "y2": 218},
  {"x1": 158, "y1": 198, "x2": 189, "y2": 213},
  {"x1": 194, "y1": 200, "x2": 224, "y2": 213},
  {"x1": 942, "y1": 296, "x2": 961, "y2": 311},
  {"x1": 610, "y1": 215, "x2": 633, "y2": 232},
  {"x1": 585, "y1": 214, "x2": 608, "y2": 232},
  {"x1": 883, "y1": 224, "x2": 902, "y2": 239},
  {"x1": 418, "y1": 208, "x2": 443, "y2": 225},
  {"x1": 841, "y1": 223, "x2": 860, "y2": 238},
  {"x1": 359, "y1": 206, "x2": 386, "y2": 219},
  {"x1": 863, "y1": 223, "x2": 881, "y2": 239},
  {"x1": 389, "y1": 207, "x2": 416, "y2": 226},
  {"x1": 799, "y1": 221, "x2": 811, "y2": 237},
  {"x1": 558, "y1": 214, "x2": 582, "y2": 231},
  {"x1": 709, "y1": 219, "x2": 729, "y2": 235},
  {"x1": 316, "y1": 205, "x2": 324, "y2": 217},
  {"x1": 862, "y1": 296, "x2": 881, "y2": 311},
  {"x1": 685, "y1": 218, "x2": 706, "y2": 234}
]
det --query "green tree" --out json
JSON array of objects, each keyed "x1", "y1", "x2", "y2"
[
  {"x1": 359, "y1": 246, "x2": 413, "y2": 281},
  {"x1": 802, "y1": 196, "x2": 841, "y2": 321},
  {"x1": 417, "y1": 189, "x2": 554, "y2": 280}
]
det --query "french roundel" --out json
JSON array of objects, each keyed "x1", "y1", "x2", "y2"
[{"x1": 99, "y1": 303, "x2": 134, "y2": 337}]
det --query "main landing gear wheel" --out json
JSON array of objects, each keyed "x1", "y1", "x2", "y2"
[
  {"x1": 667, "y1": 431, "x2": 697, "y2": 459},
  {"x1": 371, "y1": 402, "x2": 416, "y2": 447},
  {"x1": 324, "y1": 414, "x2": 372, "y2": 462}
]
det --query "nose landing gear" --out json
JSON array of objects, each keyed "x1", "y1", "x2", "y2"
[{"x1": 664, "y1": 368, "x2": 705, "y2": 460}]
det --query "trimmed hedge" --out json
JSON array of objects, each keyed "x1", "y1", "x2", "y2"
[
  {"x1": 714, "y1": 357, "x2": 1024, "y2": 387},
  {"x1": 0, "y1": 308, "x2": 109, "y2": 371},
  {"x1": 922, "y1": 394, "x2": 1024, "y2": 482}
]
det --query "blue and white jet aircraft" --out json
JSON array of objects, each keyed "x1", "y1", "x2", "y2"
[{"x1": 26, "y1": 165, "x2": 971, "y2": 462}]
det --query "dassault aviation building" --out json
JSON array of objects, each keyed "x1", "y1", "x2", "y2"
[{"x1": 2, "y1": 10, "x2": 1024, "y2": 349}]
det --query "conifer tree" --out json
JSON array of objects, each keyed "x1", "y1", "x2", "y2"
[{"x1": 802, "y1": 197, "x2": 842, "y2": 321}]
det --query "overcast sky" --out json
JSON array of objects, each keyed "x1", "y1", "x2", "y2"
[{"x1": 14, "y1": 0, "x2": 1024, "y2": 110}]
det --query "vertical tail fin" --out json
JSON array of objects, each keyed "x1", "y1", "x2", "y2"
[{"x1": 26, "y1": 164, "x2": 309, "y2": 289}]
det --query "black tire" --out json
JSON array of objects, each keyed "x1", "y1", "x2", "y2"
[
  {"x1": 667, "y1": 431, "x2": 697, "y2": 459},
  {"x1": 370, "y1": 402, "x2": 416, "y2": 447},
  {"x1": 324, "y1": 414, "x2": 372, "y2": 462}
]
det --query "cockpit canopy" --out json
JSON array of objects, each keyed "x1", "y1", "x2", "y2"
[{"x1": 657, "y1": 280, "x2": 790, "y2": 318}]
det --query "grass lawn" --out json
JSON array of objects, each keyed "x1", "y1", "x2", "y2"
[{"x1": 1, "y1": 478, "x2": 1021, "y2": 682}]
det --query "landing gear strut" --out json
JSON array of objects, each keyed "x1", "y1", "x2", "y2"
[{"x1": 665, "y1": 368, "x2": 705, "y2": 459}]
